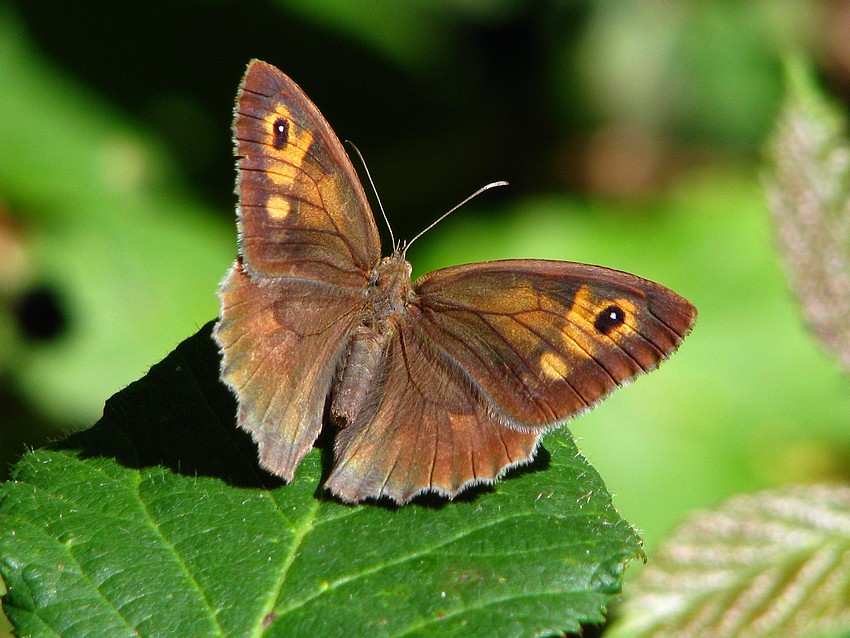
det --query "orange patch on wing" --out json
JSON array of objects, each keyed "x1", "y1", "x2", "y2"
[
  {"x1": 565, "y1": 286, "x2": 638, "y2": 344},
  {"x1": 555, "y1": 285, "x2": 633, "y2": 358},
  {"x1": 266, "y1": 195, "x2": 291, "y2": 220},
  {"x1": 539, "y1": 351, "x2": 571, "y2": 380}
]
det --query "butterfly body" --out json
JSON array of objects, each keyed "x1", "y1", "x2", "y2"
[
  {"x1": 330, "y1": 255, "x2": 412, "y2": 428},
  {"x1": 215, "y1": 60, "x2": 696, "y2": 504}
]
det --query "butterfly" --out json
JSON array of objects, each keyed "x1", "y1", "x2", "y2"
[{"x1": 214, "y1": 60, "x2": 696, "y2": 505}]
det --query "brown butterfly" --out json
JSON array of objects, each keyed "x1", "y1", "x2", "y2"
[{"x1": 214, "y1": 60, "x2": 696, "y2": 505}]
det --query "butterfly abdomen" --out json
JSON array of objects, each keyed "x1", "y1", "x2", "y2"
[
  {"x1": 331, "y1": 325, "x2": 387, "y2": 427},
  {"x1": 330, "y1": 256, "x2": 415, "y2": 428}
]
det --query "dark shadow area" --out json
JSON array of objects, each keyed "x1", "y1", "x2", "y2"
[
  {"x1": 407, "y1": 446, "x2": 552, "y2": 510},
  {"x1": 315, "y1": 427, "x2": 552, "y2": 511},
  {"x1": 13, "y1": 283, "x2": 69, "y2": 342},
  {"x1": 0, "y1": 382, "x2": 72, "y2": 481},
  {"x1": 53, "y1": 321, "x2": 284, "y2": 489},
  {"x1": 12, "y1": 0, "x2": 415, "y2": 219}
]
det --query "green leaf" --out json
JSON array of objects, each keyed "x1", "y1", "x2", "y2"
[
  {"x1": 607, "y1": 484, "x2": 850, "y2": 638},
  {"x1": 0, "y1": 323, "x2": 642, "y2": 637},
  {"x1": 766, "y1": 58, "x2": 850, "y2": 375}
]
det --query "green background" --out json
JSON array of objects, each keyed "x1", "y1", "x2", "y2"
[{"x1": 1, "y1": 1, "x2": 848, "y2": 633}]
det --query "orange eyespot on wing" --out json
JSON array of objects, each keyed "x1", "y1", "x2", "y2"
[{"x1": 324, "y1": 259, "x2": 695, "y2": 504}]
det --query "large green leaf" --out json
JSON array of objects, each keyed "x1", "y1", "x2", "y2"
[{"x1": 0, "y1": 323, "x2": 642, "y2": 637}]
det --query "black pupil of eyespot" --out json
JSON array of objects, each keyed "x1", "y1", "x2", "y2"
[
  {"x1": 594, "y1": 305, "x2": 625, "y2": 334},
  {"x1": 272, "y1": 118, "x2": 289, "y2": 149}
]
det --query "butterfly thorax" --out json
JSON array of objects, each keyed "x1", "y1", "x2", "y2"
[
  {"x1": 367, "y1": 255, "x2": 415, "y2": 322},
  {"x1": 330, "y1": 255, "x2": 414, "y2": 428}
]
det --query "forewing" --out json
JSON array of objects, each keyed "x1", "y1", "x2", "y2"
[
  {"x1": 234, "y1": 59, "x2": 380, "y2": 286},
  {"x1": 215, "y1": 258, "x2": 364, "y2": 480},
  {"x1": 411, "y1": 260, "x2": 696, "y2": 428},
  {"x1": 324, "y1": 315, "x2": 540, "y2": 504}
]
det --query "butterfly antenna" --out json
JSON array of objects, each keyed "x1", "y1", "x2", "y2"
[
  {"x1": 346, "y1": 140, "x2": 397, "y2": 252},
  {"x1": 403, "y1": 180, "x2": 508, "y2": 256}
]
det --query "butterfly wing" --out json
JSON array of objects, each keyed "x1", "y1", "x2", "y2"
[
  {"x1": 233, "y1": 60, "x2": 380, "y2": 284},
  {"x1": 325, "y1": 312, "x2": 541, "y2": 504},
  {"x1": 325, "y1": 259, "x2": 695, "y2": 503},
  {"x1": 215, "y1": 60, "x2": 380, "y2": 480},
  {"x1": 216, "y1": 260, "x2": 364, "y2": 479},
  {"x1": 412, "y1": 259, "x2": 696, "y2": 427}
]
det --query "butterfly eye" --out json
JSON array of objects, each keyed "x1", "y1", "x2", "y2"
[
  {"x1": 594, "y1": 304, "x2": 626, "y2": 334},
  {"x1": 272, "y1": 118, "x2": 289, "y2": 149}
]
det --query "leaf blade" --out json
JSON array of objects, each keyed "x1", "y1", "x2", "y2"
[
  {"x1": 767, "y1": 58, "x2": 850, "y2": 375},
  {"x1": 607, "y1": 484, "x2": 850, "y2": 638},
  {"x1": 1, "y1": 323, "x2": 642, "y2": 637}
]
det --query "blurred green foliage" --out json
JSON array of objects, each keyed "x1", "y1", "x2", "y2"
[{"x1": 1, "y1": 0, "x2": 848, "y2": 634}]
